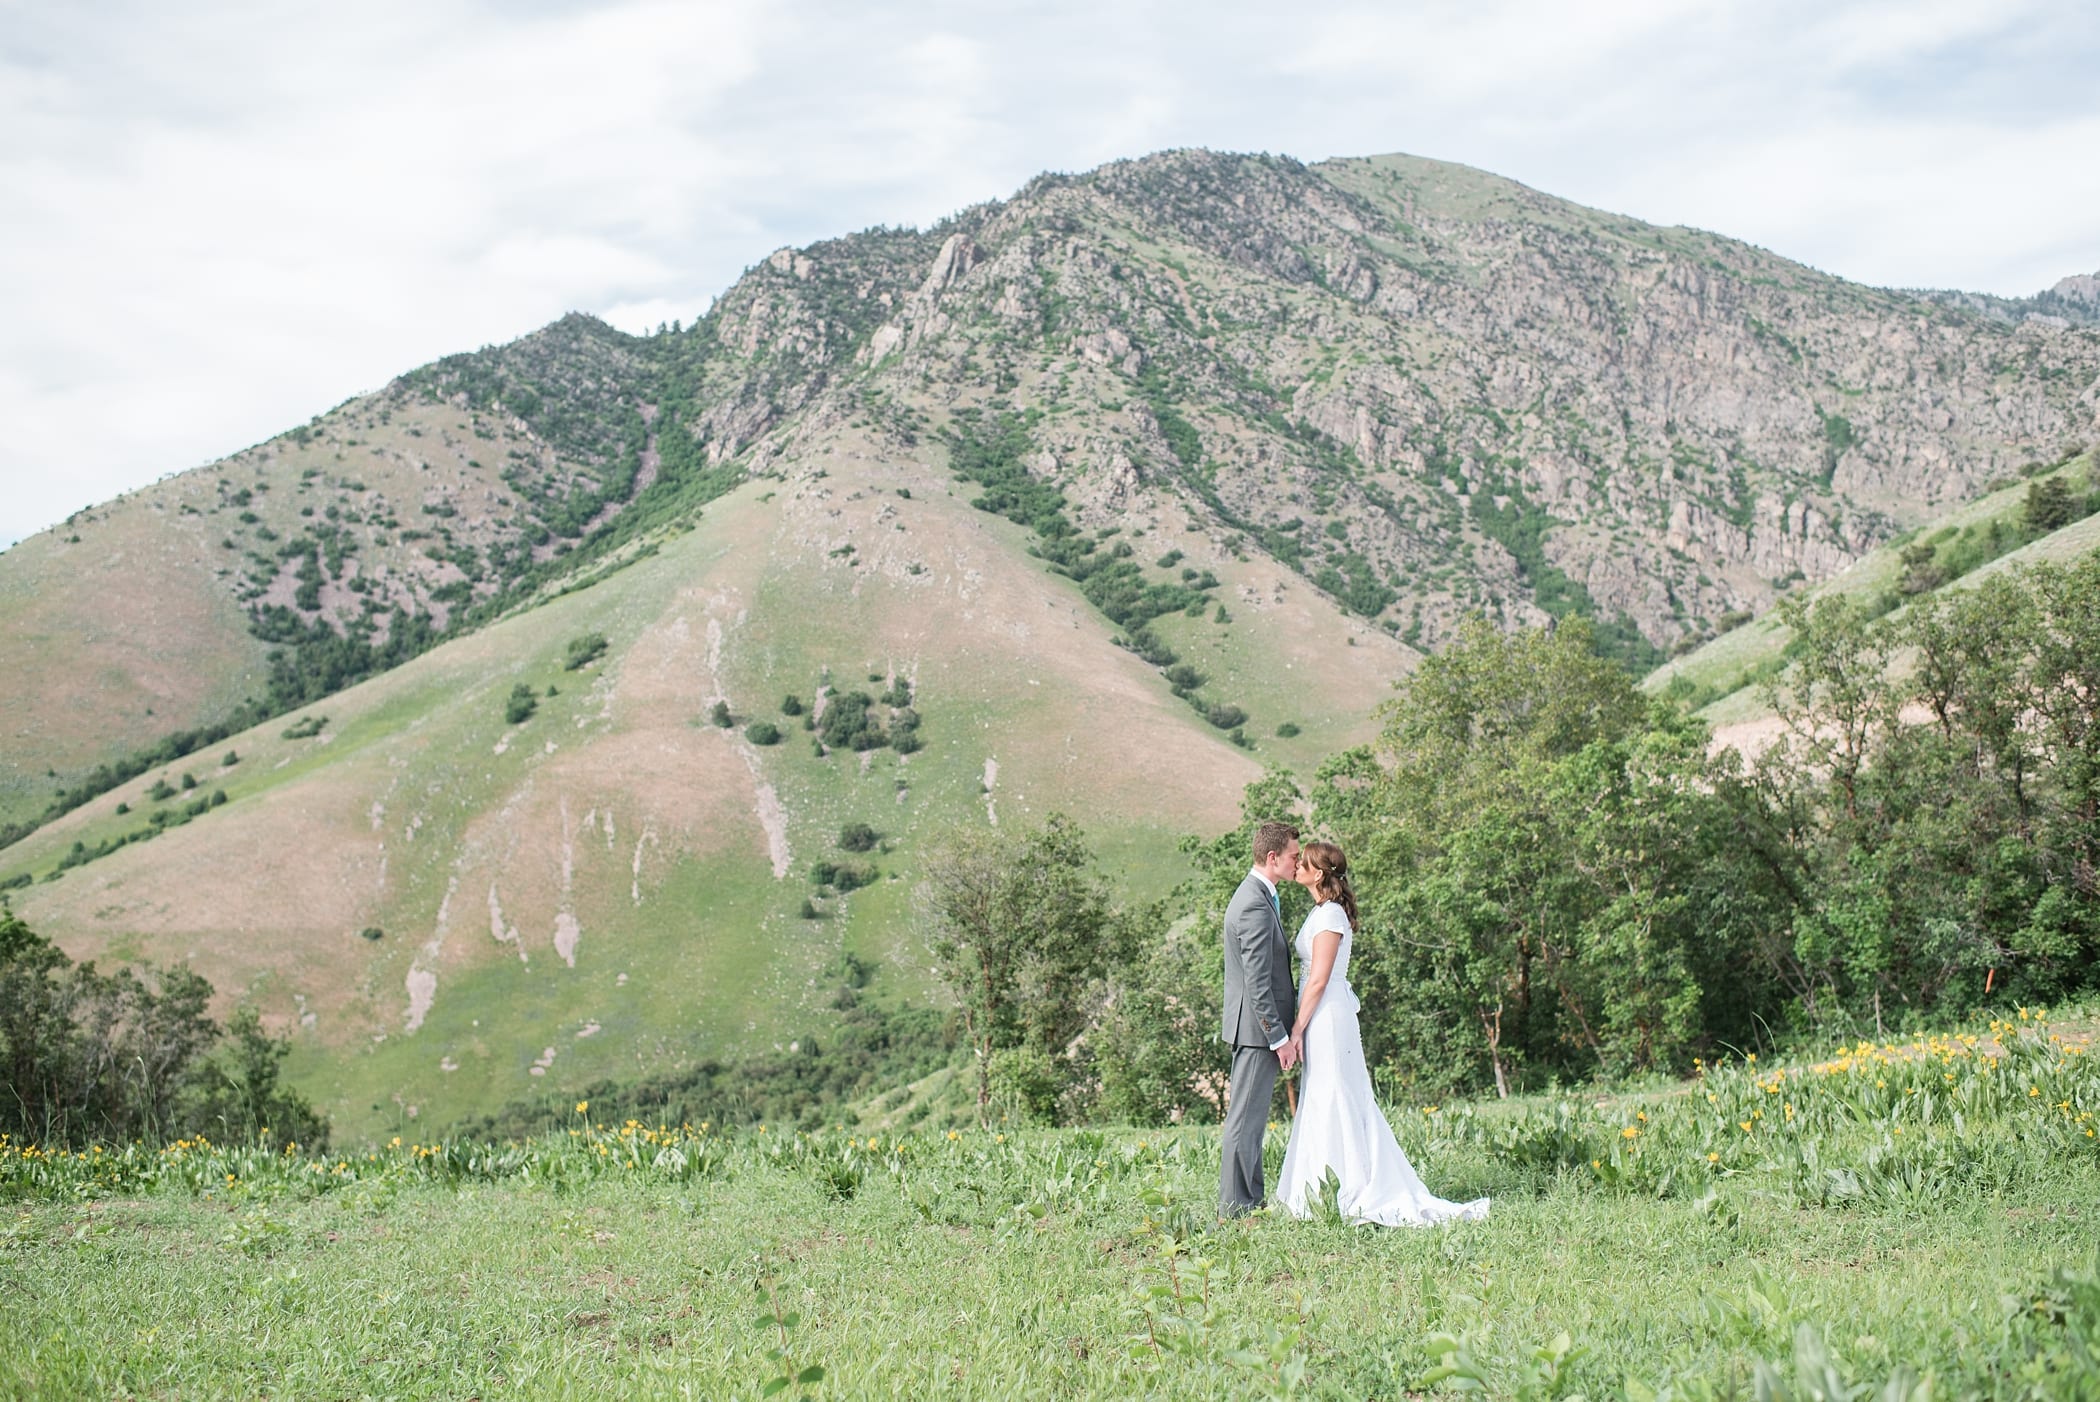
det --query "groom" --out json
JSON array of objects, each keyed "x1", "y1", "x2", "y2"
[{"x1": 1219, "y1": 819, "x2": 1302, "y2": 1217}]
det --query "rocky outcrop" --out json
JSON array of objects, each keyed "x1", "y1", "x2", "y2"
[{"x1": 655, "y1": 149, "x2": 2096, "y2": 655}]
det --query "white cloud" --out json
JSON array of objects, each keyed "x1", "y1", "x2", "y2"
[{"x1": 3, "y1": 0, "x2": 2097, "y2": 545}]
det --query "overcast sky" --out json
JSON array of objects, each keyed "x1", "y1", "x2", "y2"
[{"x1": 4, "y1": 0, "x2": 2097, "y2": 546}]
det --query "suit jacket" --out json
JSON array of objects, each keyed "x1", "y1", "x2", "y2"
[{"x1": 1220, "y1": 872, "x2": 1297, "y2": 1049}]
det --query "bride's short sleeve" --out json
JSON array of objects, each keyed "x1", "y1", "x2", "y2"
[{"x1": 1314, "y1": 901, "x2": 1352, "y2": 937}]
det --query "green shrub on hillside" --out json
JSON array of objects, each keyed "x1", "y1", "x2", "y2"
[
  {"x1": 710, "y1": 700, "x2": 732, "y2": 728},
  {"x1": 563, "y1": 632, "x2": 609, "y2": 671},
  {"x1": 781, "y1": 694, "x2": 804, "y2": 716},
  {"x1": 838, "y1": 823, "x2": 878, "y2": 852},
  {"x1": 809, "y1": 861, "x2": 877, "y2": 893},
  {"x1": 504, "y1": 683, "x2": 538, "y2": 724},
  {"x1": 745, "y1": 721, "x2": 782, "y2": 746},
  {"x1": 818, "y1": 692, "x2": 885, "y2": 751}
]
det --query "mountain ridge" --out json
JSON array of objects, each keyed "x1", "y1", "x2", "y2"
[
  {"x1": 9, "y1": 148, "x2": 2097, "y2": 836},
  {"x1": 5, "y1": 145, "x2": 2099, "y2": 1135}
]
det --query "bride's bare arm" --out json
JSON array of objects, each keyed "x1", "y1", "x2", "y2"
[{"x1": 1291, "y1": 929, "x2": 1343, "y2": 1041}]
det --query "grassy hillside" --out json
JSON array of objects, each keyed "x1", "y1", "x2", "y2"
[
  {"x1": 2, "y1": 425, "x2": 1411, "y2": 1139},
  {"x1": 13, "y1": 148, "x2": 2099, "y2": 854},
  {"x1": 0, "y1": 367, "x2": 656, "y2": 833}
]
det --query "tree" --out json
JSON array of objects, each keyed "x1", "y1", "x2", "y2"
[
  {"x1": 1312, "y1": 617, "x2": 1686, "y2": 1096},
  {"x1": 0, "y1": 911, "x2": 325, "y2": 1148},
  {"x1": 918, "y1": 815, "x2": 1115, "y2": 1122},
  {"x1": 563, "y1": 632, "x2": 609, "y2": 671},
  {"x1": 2025, "y1": 475, "x2": 2077, "y2": 534}
]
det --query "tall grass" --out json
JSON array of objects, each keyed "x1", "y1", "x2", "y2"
[{"x1": 4, "y1": 1014, "x2": 2096, "y2": 1397}]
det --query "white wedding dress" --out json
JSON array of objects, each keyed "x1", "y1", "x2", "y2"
[{"x1": 1276, "y1": 901, "x2": 1490, "y2": 1227}]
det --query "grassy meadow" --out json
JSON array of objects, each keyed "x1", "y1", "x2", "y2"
[{"x1": 6, "y1": 1012, "x2": 2097, "y2": 1399}]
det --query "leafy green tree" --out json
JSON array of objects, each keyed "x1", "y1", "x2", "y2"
[
  {"x1": 918, "y1": 815, "x2": 1115, "y2": 1123},
  {"x1": 0, "y1": 912, "x2": 317, "y2": 1147},
  {"x1": 504, "y1": 683, "x2": 538, "y2": 724},
  {"x1": 1313, "y1": 617, "x2": 1713, "y2": 1096},
  {"x1": 563, "y1": 632, "x2": 609, "y2": 671},
  {"x1": 2025, "y1": 475, "x2": 2077, "y2": 534}
]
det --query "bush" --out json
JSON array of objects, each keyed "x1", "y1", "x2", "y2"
[
  {"x1": 781, "y1": 694, "x2": 805, "y2": 716},
  {"x1": 710, "y1": 700, "x2": 733, "y2": 728},
  {"x1": 504, "y1": 683, "x2": 538, "y2": 724},
  {"x1": 563, "y1": 632, "x2": 609, "y2": 671},
  {"x1": 359, "y1": 926, "x2": 384, "y2": 942},
  {"x1": 0, "y1": 912, "x2": 327, "y2": 1150},
  {"x1": 147, "y1": 779, "x2": 175, "y2": 802},
  {"x1": 1164, "y1": 664, "x2": 1204, "y2": 694},
  {"x1": 2025, "y1": 476, "x2": 2077, "y2": 534},
  {"x1": 221, "y1": 750, "x2": 239, "y2": 767},
  {"x1": 1204, "y1": 703, "x2": 1248, "y2": 730},
  {"x1": 798, "y1": 900, "x2": 819, "y2": 920},
  {"x1": 181, "y1": 773, "x2": 197, "y2": 790},
  {"x1": 745, "y1": 721, "x2": 782, "y2": 745},
  {"x1": 1276, "y1": 722, "x2": 1301, "y2": 738},
  {"x1": 810, "y1": 862, "x2": 878, "y2": 893},
  {"x1": 839, "y1": 823, "x2": 878, "y2": 852},
  {"x1": 818, "y1": 692, "x2": 886, "y2": 751}
]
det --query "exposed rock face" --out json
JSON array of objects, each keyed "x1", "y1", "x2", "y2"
[
  {"x1": 659, "y1": 150, "x2": 2098, "y2": 657},
  {"x1": 9, "y1": 148, "x2": 2100, "y2": 812}
]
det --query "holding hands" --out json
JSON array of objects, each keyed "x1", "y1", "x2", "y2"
[{"x1": 1276, "y1": 1034, "x2": 1303, "y2": 1072}]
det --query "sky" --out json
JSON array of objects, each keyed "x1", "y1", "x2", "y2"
[{"x1": 4, "y1": 0, "x2": 2097, "y2": 547}]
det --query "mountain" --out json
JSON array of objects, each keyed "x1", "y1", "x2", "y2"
[
  {"x1": 3, "y1": 148, "x2": 2098, "y2": 1135},
  {"x1": 1917, "y1": 270, "x2": 2100, "y2": 328},
  {"x1": 1645, "y1": 446, "x2": 2100, "y2": 736}
]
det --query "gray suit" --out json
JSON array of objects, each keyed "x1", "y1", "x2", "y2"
[{"x1": 1219, "y1": 871, "x2": 1297, "y2": 1215}]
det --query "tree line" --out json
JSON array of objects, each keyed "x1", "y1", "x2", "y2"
[
  {"x1": 0, "y1": 910, "x2": 324, "y2": 1149},
  {"x1": 919, "y1": 551, "x2": 2100, "y2": 1120}
]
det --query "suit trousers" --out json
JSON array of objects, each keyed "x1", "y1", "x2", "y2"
[{"x1": 1219, "y1": 1042, "x2": 1281, "y2": 1216}]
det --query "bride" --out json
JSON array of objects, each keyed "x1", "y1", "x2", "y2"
[{"x1": 1275, "y1": 841, "x2": 1489, "y2": 1227}]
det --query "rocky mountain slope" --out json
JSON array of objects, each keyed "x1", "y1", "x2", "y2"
[
  {"x1": 5, "y1": 146, "x2": 2100, "y2": 1134},
  {"x1": 8, "y1": 149, "x2": 2098, "y2": 834}
]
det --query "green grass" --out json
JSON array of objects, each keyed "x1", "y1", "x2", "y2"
[{"x1": 6, "y1": 1015, "x2": 2097, "y2": 1398}]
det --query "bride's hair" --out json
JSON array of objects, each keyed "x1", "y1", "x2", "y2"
[{"x1": 1301, "y1": 840, "x2": 1358, "y2": 929}]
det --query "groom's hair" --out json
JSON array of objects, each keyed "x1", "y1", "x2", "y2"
[{"x1": 1251, "y1": 820, "x2": 1299, "y2": 865}]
